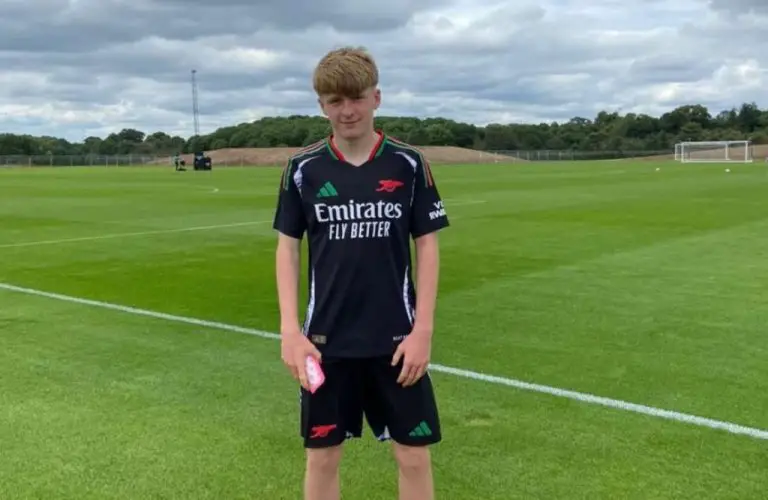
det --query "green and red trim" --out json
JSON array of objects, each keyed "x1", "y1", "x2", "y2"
[{"x1": 326, "y1": 130, "x2": 386, "y2": 163}]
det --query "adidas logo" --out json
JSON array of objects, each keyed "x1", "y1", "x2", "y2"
[
  {"x1": 317, "y1": 181, "x2": 338, "y2": 197},
  {"x1": 408, "y1": 421, "x2": 432, "y2": 437}
]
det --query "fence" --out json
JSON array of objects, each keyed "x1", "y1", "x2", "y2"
[
  {"x1": 0, "y1": 154, "x2": 170, "y2": 167},
  {"x1": 0, "y1": 149, "x2": 674, "y2": 167},
  {"x1": 486, "y1": 149, "x2": 671, "y2": 161}
]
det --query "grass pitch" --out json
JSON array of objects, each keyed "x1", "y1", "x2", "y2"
[{"x1": 1, "y1": 161, "x2": 767, "y2": 499}]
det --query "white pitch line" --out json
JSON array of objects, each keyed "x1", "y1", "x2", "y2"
[
  {"x1": 1, "y1": 281, "x2": 766, "y2": 442},
  {"x1": 0, "y1": 221, "x2": 270, "y2": 249}
]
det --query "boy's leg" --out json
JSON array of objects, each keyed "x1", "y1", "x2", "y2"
[
  {"x1": 304, "y1": 445, "x2": 342, "y2": 500},
  {"x1": 301, "y1": 358, "x2": 364, "y2": 500},
  {"x1": 363, "y1": 357, "x2": 441, "y2": 500},
  {"x1": 392, "y1": 444, "x2": 434, "y2": 500}
]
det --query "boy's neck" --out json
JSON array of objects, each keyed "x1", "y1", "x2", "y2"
[{"x1": 331, "y1": 130, "x2": 381, "y2": 164}]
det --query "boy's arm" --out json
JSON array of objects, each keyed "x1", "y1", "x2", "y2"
[
  {"x1": 272, "y1": 160, "x2": 320, "y2": 388},
  {"x1": 412, "y1": 232, "x2": 439, "y2": 336},
  {"x1": 276, "y1": 232, "x2": 321, "y2": 388},
  {"x1": 409, "y1": 155, "x2": 449, "y2": 335},
  {"x1": 392, "y1": 154, "x2": 449, "y2": 385},
  {"x1": 272, "y1": 158, "x2": 307, "y2": 335},
  {"x1": 276, "y1": 233, "x2": 302, "y2": 335}
]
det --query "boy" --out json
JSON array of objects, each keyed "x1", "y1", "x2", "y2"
[{"x1": 272, "y1": 46, "x2": 449, "y2": 500}]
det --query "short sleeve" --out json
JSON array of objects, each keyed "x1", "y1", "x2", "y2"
[
  {"x1": 410, "y1": 156, "x2": 449, "y2": 238},
  {"x1": 272, "y1": 159, "x2": 307, "y2": 238}
]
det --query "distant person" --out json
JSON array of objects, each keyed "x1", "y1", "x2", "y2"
[
  {"x1": 172, "y1": 153, "x2": 185, "y2": 171},
  {"x1": 272, "y1": 46, "x2": 450, "y2": 500}
]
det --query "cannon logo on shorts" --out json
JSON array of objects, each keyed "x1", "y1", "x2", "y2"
[{"x1": 314, "y1": 199, "x2": 403, "y2": 240}]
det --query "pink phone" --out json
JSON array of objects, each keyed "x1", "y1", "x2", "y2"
[{"x1": 305, "y1": 356, "x2": 325, "y2": 393}]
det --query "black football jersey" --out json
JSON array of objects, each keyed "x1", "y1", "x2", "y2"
[{"x1": 272, "y1": 132, "x2": 450, "y2": 357}]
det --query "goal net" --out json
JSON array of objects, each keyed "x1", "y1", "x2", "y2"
[{"x1": 674, "y1": 140, "x2": 753, "y2": 163}]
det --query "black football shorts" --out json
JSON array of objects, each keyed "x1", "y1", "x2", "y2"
[{"x1": 299, "y1": 355, "x2": 441, "y2": 448}]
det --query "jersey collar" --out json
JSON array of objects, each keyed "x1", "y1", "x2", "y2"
[{"x1": 327, "y1": 130, "x2": 386, "y2": 163}]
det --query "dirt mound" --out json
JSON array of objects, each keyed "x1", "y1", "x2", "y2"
[
  {"x1": 416, "y1": 146, "x2": 519, "y2": 164},
  {"x1": 625, "y1": 144, "x2": 768, "y2": 161},
  {"x1": 158, "y1": 146, "x2": 518, "y2": 167}
]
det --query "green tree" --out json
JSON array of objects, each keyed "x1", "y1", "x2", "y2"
[{"x1": 1, "y1": 102, "x2": 766, "y2": 156}]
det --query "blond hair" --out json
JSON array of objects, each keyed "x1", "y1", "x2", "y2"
[{"x1": 313, "y1": 46, "x2": 379, "y2": 97}]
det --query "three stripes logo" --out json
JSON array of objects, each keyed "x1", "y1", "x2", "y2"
[
  {"x1": 408, "y1": 421, "x2": 432, "y2": 438},
  {"x1": 317, "y1": 181, "x2": 337, "y2": 198}
]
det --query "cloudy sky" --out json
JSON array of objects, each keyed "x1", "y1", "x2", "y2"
[{"x1": 0, "y1": 0, "x2": 765, "y2": 141}]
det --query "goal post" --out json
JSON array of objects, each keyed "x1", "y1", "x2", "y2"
[{"x1": 674, "y1": 140, "x2": 753, "y2": 163}]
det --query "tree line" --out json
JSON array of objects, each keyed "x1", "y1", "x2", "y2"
[{"x1": 1, "y1": 102, "x2": 766, "y2": 157}]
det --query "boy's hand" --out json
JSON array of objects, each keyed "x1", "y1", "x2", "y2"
[
  {"x1": 391, "y1": 326, "x2": 432, "y2": 386},
  {"x1": 281, "y1": 329, "x2": 322, "y2": 391}
]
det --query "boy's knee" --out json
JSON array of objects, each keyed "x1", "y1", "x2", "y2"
[
  {"x1": 392, "y1": 443, "x2": 431, "y2": 476},
  {"x1": 306, "y1": 445, "x2": 343, "y2": 474}
]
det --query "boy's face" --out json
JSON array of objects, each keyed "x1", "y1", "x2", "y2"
[{"x1": 318, "y1": 87, "x2": 380, "y2": 141}]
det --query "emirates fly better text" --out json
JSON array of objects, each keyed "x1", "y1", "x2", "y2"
[{"x1": 314, "y1": 200, "x2": 402, "y2": 240}]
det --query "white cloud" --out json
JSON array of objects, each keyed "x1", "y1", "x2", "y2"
[{"x1": 0, "y1": 0, "x2": 765, "y2": 141}]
